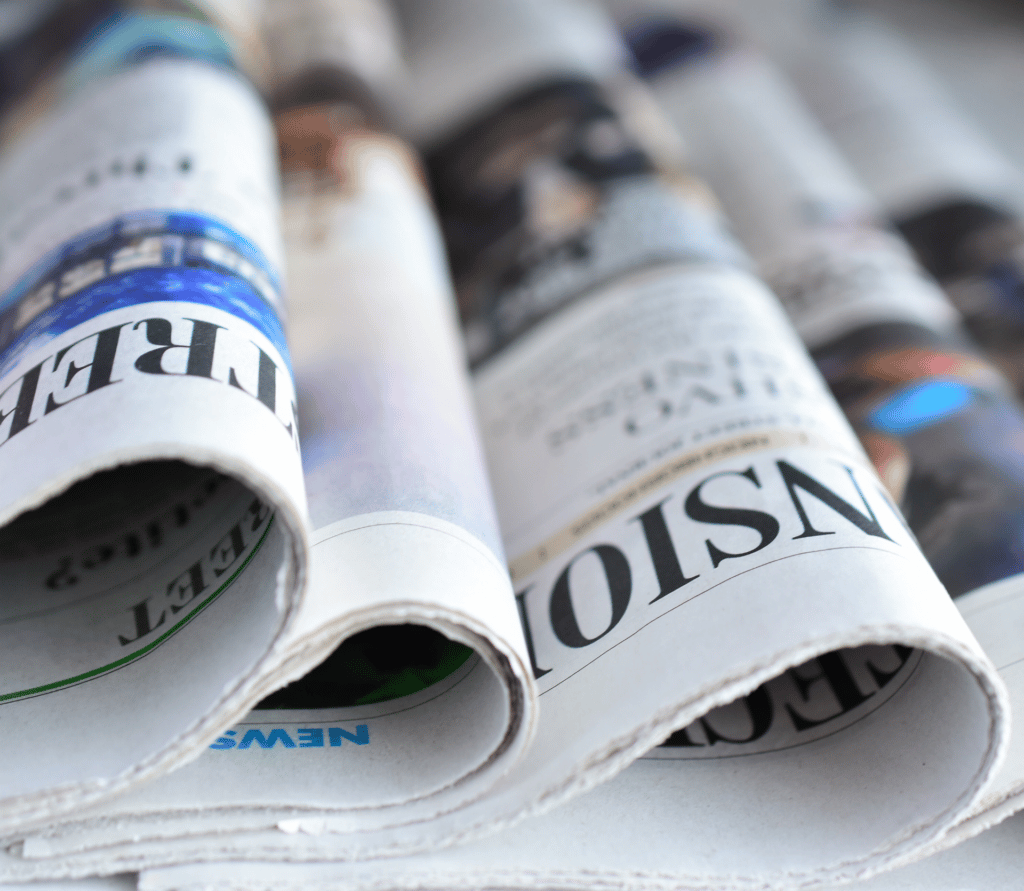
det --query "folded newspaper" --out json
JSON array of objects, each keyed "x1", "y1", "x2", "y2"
[
  {"x1": 137, "y1": 795, "x2": 1024, "y2": 891},
  {"x1": 0, "y1": 0, "x2": 535, "y2": 864},
  {"x1": 0, "y1": 0, "x2": 1016, "y2": 889},
  {"x1": 679, "y1": 0, "x2": 1024, "y2": 853},
  {"x1": 131, "y1": 2, "x2": 1024, "y2": 889}
]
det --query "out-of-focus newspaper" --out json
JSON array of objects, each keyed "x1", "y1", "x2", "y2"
[{"x1": 0, "y1": 0, "x2": 1018, "y2": 889}]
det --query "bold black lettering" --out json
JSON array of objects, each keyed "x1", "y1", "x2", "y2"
[
  {"x1": 514, "y1": 585, "x2": 552, "y2": 679},
  {"x1": 865, "y1": 644, "x2": 915, "y2": 689},
  {"x1": 633, "y1": 498, "x2": 699, "y2": 603},
  {"x1": 167, "y1": 560, "x2": 207, "y2": 615},
  {"x1": 210, "y1": 523, "x2": 246, "y2": 577},
  {"x1": 134, "y1": 317, "x2": 223, "y2": 377},
  {"x1": 118, "y1": 597, "x2": 166, "y2": 645},
  {"x1": 247, "y1": 497, "x2": 271, "y2": 532},
  {"x1": 701, "y1": 685, "x2": 774, "y2": 745},
  {"x1": 0, "y1": 361, "x2": 42, "y2": 442},
  {"x1": 549, "y1": 545, "x2": 631, "y2": 648},
  {"x1": 684, "y1": 467, "x2": 780, "y2": 568},
  {"x1": 44, "y1": 324, "x2": 126, "y2": 413},
  {"x1": 229, "y1": 344, "x2": 281, "y2": 416},
  {"x1": 777, "y1": 460, "x2": 893, "y2": 542},
  {"x1": 785, "y1": 652, "x2": 870, "y2": 731},
  {"x1": 661, "y1": 725, "x2": 704, "y2": 747},
  {"x1": 44, "y1": 556, "x2": 78, "y2": 590}
]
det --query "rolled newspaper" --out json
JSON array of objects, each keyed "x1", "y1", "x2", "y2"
[
  {"x1": 0, "y1": 0, "x2": 538, "y2": 877},
  {"x1": 318, "y1": 0, "x2": 1000, "y2": 884},
  {"x1": 0, "y1": 0, "x2": 1010, "y2": 887},
  {"x1": 617, "y1": 0, "x2": 1024, "y2": 862},
  {"x1": 135, "y1": 802, "x2": 1024, "y2": 891},
  {"x1": 0, "y1": 0, "x2": 310, "y2": 836},
  {"x1": 756, "y1": 0, "x2": 1024, "y2": 400}
]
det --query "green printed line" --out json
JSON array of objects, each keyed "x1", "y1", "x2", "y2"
[{"x1": 0, "y1": 514, "x2": 277, "y2": 703}]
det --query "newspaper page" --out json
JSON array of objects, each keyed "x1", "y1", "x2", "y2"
[
  {"x1": 755, "y1": 0, "x2": 1024, "y2": 399},
  {"x1": 723, "y1": 0, "x2": 1024, "y2": 856},
  {"x1": 0, "y1": 1, "x2": 313, "y2": 837},
  {"x1": 0, "y1": 0, "x2": 539, "y2": 877},
  {"x1": 622, "y1": 2, "x2": 1024, "y2": 863},
  {"x1": 237, "y1": 0, "x2": 538, "y2": 807},
  {"x1": 33, "y1": 0, "x2": 1009, "y2": 884},
  {"x1": 0, "y1": 0, "x2": 1008, "y2": 885},
  {"x1": 786, "y1": 0, "x2": 1024, "y2": 853},
  {"x1": 136, "y1": 783, "x2": 1024, "y2": 891},
  {"x1": 750, "y1": 0, "x2": 1024, "y2": 222},
  {"x1": 4, "y1": 880, "x2": 134, "y2": 891},
  {"x1": 120, "y1": 6, "x2": 1024, "y2": 890}
]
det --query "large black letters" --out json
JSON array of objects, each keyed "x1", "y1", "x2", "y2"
[
  {"x1": 633, "y1": 498, "x2": 699, "y2": 603},
  {"x1": 229, "y1": 344, "x2": 280, "y2": 416},
  {"x1": 777, "y1": 460, "x2": 893, "y2": 542},
  {"x1": 701, "y1": 685, "x2": 774, "y2": 745},
  {"x1": 45, "y1": 323, "x2": 127, "y2": 413},
  {"x1": 0, "y1": 362, "x2": 42, "y2": 443},
  {"x1": 118, "y1": 597, "x2": 166, "y2": 646},
  {"x1": 663, "y1": 685, "x2": 773, "y2": 747},
  {"x1": 549, "y1": 545, "x2": 632, "y2": 648},
  {"x1": 134, "y1": 317, "x2": 223, "y2": 377},
  {"x1": 685, "y1": 467, "x2": 780, "y2": 568},
  {"x1": 785, "y1": 652, "x2": 869, "y2": 730},
  {"x1": 515, "y1": 585, "x2": 552, "y2": 679}
]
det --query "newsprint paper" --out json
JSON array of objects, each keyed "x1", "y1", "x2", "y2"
[
  {"x1": 617, "y1": 0, "x2": 1024, "y2": 864},
  {"x1": 0, "y1": 0, "x2": 535, "y2": 868},
  {"x1": 0, "y1": 0, "x2": 1016, "y2": 890},
  {"x1": 136, "y1": 798, "x2": 1024, "y2": 891}
]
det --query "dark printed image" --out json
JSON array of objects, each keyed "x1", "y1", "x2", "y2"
[
  {"x1": 0, "y1": 2, "x2": 285, "y2": 366},
  {"x1": 0, "y1": 0, "x2": 236, "y2": 125},
  {"x1": 426, "y1": 78, "x2": 742, "y2": 365},
  {"x1": 813, "y1": 320, "x2": 1024, "y2": 597},
  {"x1": 0, "y1": 210, "x2": 285, "y2": 377},
  {"x1": 899, "y1": 199, "x2": 1024, "y2": 398}
]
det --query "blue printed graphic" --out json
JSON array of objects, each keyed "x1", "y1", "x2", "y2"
[
  {"x1": 209, "y1": 725, "x2": 370, "y2": 750},
  {"x1": 0, "y1": 211, "x2": 287, "y2": 376},
  {"x1": 984, "y1": 261, "x2": 1024, "y2": 326},
  {"x1": 624, "y1": 18, "x2": 719, "y2": 79},
  {"x1": 866, "y1": 380, "x2": 974, "y2": 436},
  {"x1": 61, "y1": 11, "x2": 237, "y2": 95}
]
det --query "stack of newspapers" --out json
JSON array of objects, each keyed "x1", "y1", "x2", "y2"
[{"x1": 4, "y1": 0, "x2": 1024, "y2": 887}]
